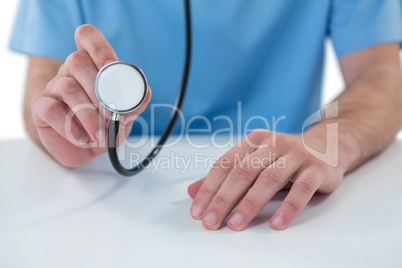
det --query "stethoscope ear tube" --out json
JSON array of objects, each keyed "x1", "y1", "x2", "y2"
[
  {"x1": 106, "y1": 0, "x2": 191, "y2": 176},
  {"x1": 108, "y1": 119, "x2": 151, "y2": 176}
]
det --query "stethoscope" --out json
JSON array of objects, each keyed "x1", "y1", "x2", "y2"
[{"x1": 94, "y1": 0, "x2": 192, "y2": 176}]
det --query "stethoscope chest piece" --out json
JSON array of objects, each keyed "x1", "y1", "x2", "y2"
[
  {"x1": 95, "y1": 61, "x2": 148, "y2": 115},
  {"x1": 94, "y1": 60, "x2": 153, "y2": 176}
]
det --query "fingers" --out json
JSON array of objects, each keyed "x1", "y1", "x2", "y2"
[
  {"x1": 30, "y1": 24, "x2": 152, "y2": 167},
  {"x1": 32, "y1": 120, "x2": 96, "y2": 167},
  {"x1": 226, "y1": 153, "x2": 302, "y2": 231},
  {"x1": 188, "y1": 177, "x2": 205, "y2": 199},
  {"x1": 56, "y1": 49, "x2": 110, "y2": 140},
  {"x1": 73, "y1": 24, "x2": 152, "y2": 118},
  {"x1": 73, "y1": 25, "x2": 151, "y2": 131},
  {"x1": 74, "y1": 24, "x2": 118, "y2": 69},
  {"x1": 32, "y1": 95, "x2": 88, "y2": 145},
  {"x1": 58, "y1": 50, "x2": 100, "y2": 106},
  {"x1": 46, "y1": 77, "x2": 104, "y2": 142},
  {"x1": 190, "y1": 136, "x2": 258, "y2": 220},
  {"x1": 189, "y1": 130, "x2": 338, "y2": 232},
  {"x1": 269, "y1": 168, "x2": 321, "y2": 230},
  {"x1": 201, "y1": 148, "x2": 276, "y2": 230},
  {"x1": 55, "y1": 25, "x2": 128, "y2": 141},
  {"x1": 54, "y1": 25, "x2": 151, "y2": 147}
]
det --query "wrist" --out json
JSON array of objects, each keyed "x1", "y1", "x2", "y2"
[{"x1": 301, "y1": 119, "x2": 362, "y2": 174}]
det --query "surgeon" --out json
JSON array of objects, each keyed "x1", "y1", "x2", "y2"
[{"x1": 10, "y1": 0, "x2": 402, "y2": 231}]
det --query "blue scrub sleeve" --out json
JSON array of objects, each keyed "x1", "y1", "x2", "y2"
[
  {"x1": 329, "y1": 0, "x2": 402, "y2": 57},
  {"x1": 9, "y1": 0, "x2": 84, "y2": 60}
]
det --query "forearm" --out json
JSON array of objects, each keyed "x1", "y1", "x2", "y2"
[
  {"x1": 23, "y1": 56, "x2": 63, "y2": 151},
  {"x1": 308, "y1": 65, "x2": 402, "y2": 173}
]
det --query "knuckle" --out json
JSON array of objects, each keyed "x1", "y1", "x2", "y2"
[
  {"x1": 44, "y1": 77, "x2": 56, "y2": 92},
  {"x1": 272, "y1": 133, "x2": 287, "y2": 147},
  {"x1": 31, "y1": 95, "x2": 47, "y2": 125},
  {"x1": 231, "y1": 165, "x2": 253, "y2": 183},
  {"x1": 60, "y1": 78, "x2": 81, "y2": 99},
  {"x1": 69, "y1": 122, "x2": 84, "y2": 138},
  {"x1": 43, "y1": 102, "x2": 64, "y2": 123},
  {"x1": 292, "y1": 142, "x2": 306, "y2": 155},
  {"x1": 306, "y1": 163, "x2": 328, "y2": 178},
  {"x1": 304, "y1": 164, "x2": 335, "y2": 193},
  {"x1": 295, "y1": 178, "x2": 317, "y2": 194},
  {"x1": 242, "y1": 196, "x2": 262, "y2": 211},
  {"x1": 66, "y1": 50, "x2": 89, "y2": 72},
  {"x1": 310, "y1": 162, "x2": 327, "y2": 173},
  {"x1": 246, "y1": 129, "x2": 269, "y2": 146},
  {"x1": 283, "y1": 200, "x2": 299, "y2": 213},
  {"x1": 31, "y1": 94, "x2": 41, "y2": 108},
  {"x1": 210, "y1": 162, "x2": 231, "y2": 177},
  {"x1": 213, "y1": 194, "x2": 230, "y2": 207},
  {"x1": 80, "y1": 108, "x2": 99, "y2": 124},
  {"x1": 92, "y1": 46, "x2": 114, "y2": 66},
  {"x1": 259, "y1": 167, "x2": 283, "y2": 187},
  {"x1": 197, "y1": 185, "x2": 214, "y2": 199}
]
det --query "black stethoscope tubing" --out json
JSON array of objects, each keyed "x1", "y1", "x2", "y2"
[{"x1": 107, "y1": 0, "x2": 192, "y2": 176}]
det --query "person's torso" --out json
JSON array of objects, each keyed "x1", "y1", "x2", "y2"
[{"x1": 79, "y1": 0, "x2": 332, "y2": 135}]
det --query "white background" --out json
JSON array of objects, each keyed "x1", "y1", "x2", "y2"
[
  {"x1": 1, "y1": 1, "x2": 28, "y2": 140},
  {"x1": 0, "y1": 0, "x2": 383, "y2": 141}
]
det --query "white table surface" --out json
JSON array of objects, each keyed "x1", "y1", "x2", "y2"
[{"x1": 1, "y1": 136, "x2": 401, "y2": 268}]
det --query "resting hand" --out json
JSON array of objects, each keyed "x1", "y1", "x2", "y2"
[{"x1": 188, "y1": 128, "x2": 344, "y2": 231}]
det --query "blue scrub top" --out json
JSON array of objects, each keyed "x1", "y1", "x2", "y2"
[{"x1": 10, "y1": 0, "x2": 402, "y2": 135}]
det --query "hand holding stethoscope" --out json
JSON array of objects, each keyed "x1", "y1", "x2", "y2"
[
  {"x1": 30, "y1": 0, "x2": 190, "y2": 174},
  {"x1": 95, "y1": 0, "x2": 191, "y2": 176}
]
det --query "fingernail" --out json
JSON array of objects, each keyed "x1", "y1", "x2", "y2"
[
  {"x1": 271, "y1": 216, "x2": 284, "y2": 230},
  {"x1": 78, "y1": 135, "x2": 88, "y2": 144},
  {"x1": 203, "y1": 212, "x2": 217, "y2": 227},
  {"x1": 96, "y1": 129, "x2": 105, "y2": 141},
  {"x1": 191, "y1": 204, "x2": 203, "y2": 219},
  {"x1": 228, "y1": 213, "x2": 243, "y2": 228}
]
